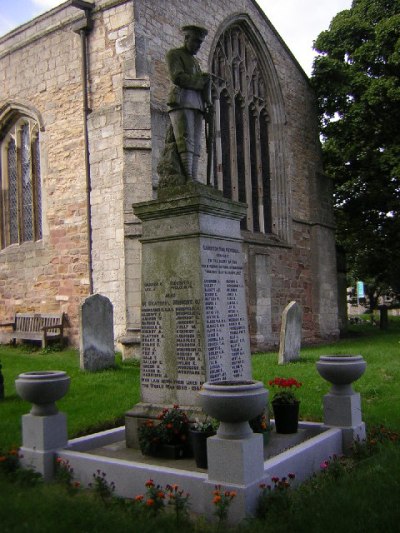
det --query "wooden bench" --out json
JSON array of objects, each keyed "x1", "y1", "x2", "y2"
[{"x1": 0, "y1": 313, "x2": 65, "y2": 348}]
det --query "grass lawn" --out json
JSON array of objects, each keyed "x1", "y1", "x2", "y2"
[
  {"x1": 0, "y1": 346, "x2": 140, "y2": 450},
  {"x1": 253, "y1": 320, "x2": 400, "y2": 431},
  {"x1": 0, "y1": 320, "x2": 399, "y2": 531}
]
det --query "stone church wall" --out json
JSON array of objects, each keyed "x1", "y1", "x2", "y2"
[
  {"x1": 0, "y1": 0, "x2": 339, "y2": 349},
  {"x1": 0, "y1": 3, "x2": 90, "y2": 343}
]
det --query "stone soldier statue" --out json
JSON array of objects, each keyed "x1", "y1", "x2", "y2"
[{"x1": 158, "y1": 25, "x2": 211, "y2": 185}]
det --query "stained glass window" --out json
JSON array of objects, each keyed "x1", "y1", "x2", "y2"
[
  {"x1": 211, "y1": 24, "x2": 272, "y2": 234},
  {"x1": 7, "y1": 138, "x2": 18, "y2": 244},
  {"x1": 0, "y1": 117, "x2": 42, "y2": 249}
]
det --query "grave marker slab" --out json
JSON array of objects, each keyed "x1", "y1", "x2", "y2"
[
  {"x1": 278, "y1": 301, "x2": 302, "y2": 364},
  {"x1": 80, "y1": 294, "x2": 115, "y2": 371}
]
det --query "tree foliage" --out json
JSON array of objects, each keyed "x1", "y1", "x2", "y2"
[{"x1": 311, "y1": 0, "x2": 400, "y2": 304}]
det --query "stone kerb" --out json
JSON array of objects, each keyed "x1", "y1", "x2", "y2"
[
  {"x1": 79, "y1": 294, "x2": 115, "y2": 372},
  {"x1": 278, "y1": 301, "x2": 302, "y2": 364}
]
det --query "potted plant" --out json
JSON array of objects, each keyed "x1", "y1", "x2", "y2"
[
  {"x1": 189, "y1": 417, "x2": 218, "y2": 469},
  {"x1": 269, "y1": 377, "x2": 302, "y2": 434},
  {"x1": 138, "y1": 405, "x2": 192, "y2": 459},
  {"x1": 249, "y1": 409, "x2": 271, "y2": 444}
]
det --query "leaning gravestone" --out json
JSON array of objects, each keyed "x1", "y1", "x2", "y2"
[
  {"x1": 79, "y1": 294, "x2": 115, "y2": 371},
  {"x1": 278, "y1": 301, "x2": 302, "y2": 364}
]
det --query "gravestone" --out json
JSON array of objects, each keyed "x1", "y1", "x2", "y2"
[
  {"x1": 79, "y1": 294, "x2": 115, "y2": 371},
  {"x1": 278, "y1": 301, "x2": 302, "y2": 364},
  {"x1": 125, "y1": 183, "x2": 253, "y2": 447}
]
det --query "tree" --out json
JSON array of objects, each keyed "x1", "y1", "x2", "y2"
[{"x1": 311, "y1": 0, "x2": 400, "y2": 308}]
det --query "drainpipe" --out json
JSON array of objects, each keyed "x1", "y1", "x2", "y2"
[{"x1": 71, "y1": 1, "x2": 94, "y2": 294}]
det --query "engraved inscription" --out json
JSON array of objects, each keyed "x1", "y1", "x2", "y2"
[
  {"x1": 201, "y1": 243, "x2": 249, "y2": 381},
  {"x1": 141, "y1": 279, "x2": 204, "y2": 394}
]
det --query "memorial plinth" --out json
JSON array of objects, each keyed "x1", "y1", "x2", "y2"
[{"x1": 125, "y1": 183, "x2": 253, "y2": 447}]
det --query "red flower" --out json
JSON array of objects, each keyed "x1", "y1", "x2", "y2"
[{"x1": 268, "y1": 377, "x2": 302, "y2": 389}]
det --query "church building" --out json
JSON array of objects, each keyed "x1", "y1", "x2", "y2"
[{"x1": 0, "y1": 0, "x2": 339, "y2": 352}]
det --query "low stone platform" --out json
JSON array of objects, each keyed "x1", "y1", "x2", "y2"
[
  {"x1": 55, "y1": 421, "x2": 342, "y2": 522},
  {"x1": 83, "y1": 424, "x2": 322, "y2": 470}
]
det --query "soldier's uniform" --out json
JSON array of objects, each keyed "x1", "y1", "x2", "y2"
[{"x1": 166, "y1": 25, "x2": 209, "y2": 180}]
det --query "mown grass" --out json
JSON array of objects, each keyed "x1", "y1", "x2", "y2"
[
  {"x1": 0, "y1": 345, "x2": 140, "y2": 450},
  {"x1": 1, "y1": 320, "x2": 399, "y2": 447},
  {"x1": 252, "y1": 319, "x2": 400, "y2": 431}
]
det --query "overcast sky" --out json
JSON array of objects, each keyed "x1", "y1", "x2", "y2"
[{"x1": 0, "y1": 0, "x2": 353, "y2": 75}]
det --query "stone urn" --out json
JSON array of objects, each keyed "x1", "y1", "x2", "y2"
[
  {"x1": 316, "y1": 355, "x2": 366, "y2": 395},
  {"x1": 198, "y1": 380, "x2": 268, "y2": 439},
  {"x1": 15, "y1": 371, "x2": 70, "y2": 416}
]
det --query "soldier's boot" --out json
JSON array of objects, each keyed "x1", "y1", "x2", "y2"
[
  {"x1": 180, "y1": 151, "x2": 193, "y2": 180},
  {"x1": 192, "y1": 154, "x2": 200, "y2": 181}
]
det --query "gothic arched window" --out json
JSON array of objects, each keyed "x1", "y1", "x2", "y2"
[
  {"x1": 211, "y1": 24, "x2": 272, "y2": 234},
  {"x1": 0, "y1": 117, "x2": 42, "y2": 249}
]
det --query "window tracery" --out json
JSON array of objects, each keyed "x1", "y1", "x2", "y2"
[
  {"x1": 211, "y1": 24, "x2": 272, "y2": 234},
  {"x1": 0, "y1": 116, "x2": 42, "y2": 249}
]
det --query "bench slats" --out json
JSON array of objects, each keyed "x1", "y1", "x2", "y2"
[{"x1": 6, "y1": 313, "x2": 65, "y2": 348}]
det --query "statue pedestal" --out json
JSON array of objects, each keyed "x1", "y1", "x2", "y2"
[{"x1": 126, "y1": 183, "x2": 252, "y2": 447}]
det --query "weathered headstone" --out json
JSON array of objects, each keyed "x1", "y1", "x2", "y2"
[
  {"x1": 125, "y1": 183, "x2": 253, "y2": 446},
  {"x1": 79, "y1": 294, "x2": 115, "y2": 371},
  {"x1": 278, "y1": 301, "x2": 302, "y2": 364}
]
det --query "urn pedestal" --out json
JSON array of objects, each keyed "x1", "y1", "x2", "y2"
[
  {"x1": 316, "y1": 355, "x2": 367, "y2": 451},
  {"x1": 198, "y1": 380, "x2": 268, "y2": 520},
  {"x1": 15, "y1": 371, "x2": 70, "y2": 479}
]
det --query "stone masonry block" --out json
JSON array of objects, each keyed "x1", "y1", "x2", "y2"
[
  {"x1": 207, "y1": 433, "x2": 264, "y2": 485},
  {"x1": 22, "y1": 412, "x2": 68, "y2": 451},
  {"x1": 323, "y1": 392, "x2": 362, "y2": 427}
]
